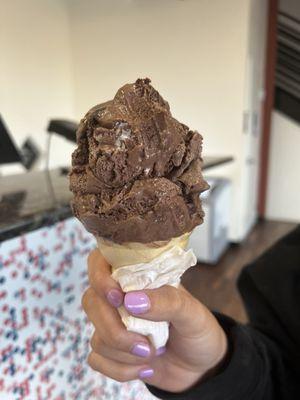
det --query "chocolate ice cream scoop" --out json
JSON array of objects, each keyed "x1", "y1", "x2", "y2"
[{"x1": 70, "y1": 78, "x2": 208, "y2": 243}]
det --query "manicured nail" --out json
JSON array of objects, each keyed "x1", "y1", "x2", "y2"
[
  {"x1": 156, "y1": 346, "x2": 166, "y2": 356},
  {"x1": 131, "y1": 343, "x2": 151, "y2": 358},
  {"x1": 124, "y1": 292, "x2": 150, "y2": 315},
  {"x1": 106, "y1": 289, "x2": 123, "y2": 308},
  {"x1": 139, "y1": 368, "x2": 154, "y2": 379}
]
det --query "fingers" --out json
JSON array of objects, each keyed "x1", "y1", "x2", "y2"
[
  {"x1": 124, "y1": 285, "x2": 211, "y2": 337},
  {"x1": 90, "y1": 331, "x2": 151, "y2": 365},
  {"x1": 88, "y1": 248, "x2": 123, "y2": 307},
  {"x1": 88, "y1": 351, "x2": 154, "y2": 382},
  {"x1": 82, "y1": 287, "x2": 153, "y2": 356},
  {"x1": 84, "y1": 250, "x2": 157, "y2": 373}
]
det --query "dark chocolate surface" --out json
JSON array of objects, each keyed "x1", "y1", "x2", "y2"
[{"x1": 70, "y1": 79, "x2": 209, "y2": 243}]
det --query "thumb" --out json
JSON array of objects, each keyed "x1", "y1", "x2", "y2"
[{"x1": 124, "y1": 285, "x2": 212, "y2": 337}]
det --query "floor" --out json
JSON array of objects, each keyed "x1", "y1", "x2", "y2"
[{"x1": 182, "y1": 220, "x2": 297, "y2": 323}]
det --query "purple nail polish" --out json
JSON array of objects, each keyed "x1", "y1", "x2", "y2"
[
  {"x1": 156, "y1": 346, "x2": 166, "y2": 356},
  {"x1": 131, "y1": 343, "x2": 151, "y2": 358},
  {"x1": 106, "y1": 289, "x2": 123, "y2": 308},
  {"x1": 139, "y1": 368, "x2": 154, "y2": 379},
  {"x1": 124, "y1": 292, "x2": 150, "y2": 315}
]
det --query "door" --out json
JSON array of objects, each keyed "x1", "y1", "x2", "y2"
[{"x1": 241, "y1": 0, "x2": 268, "y2": 236}]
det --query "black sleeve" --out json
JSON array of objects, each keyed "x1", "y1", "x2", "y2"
[{"x1": 147, "y1": 226, "x2": 300, "y2": 400}]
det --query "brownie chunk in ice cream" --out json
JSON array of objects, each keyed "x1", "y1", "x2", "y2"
[{"x1": 70, "y1": 78, "x2": 208, "y2": 243}]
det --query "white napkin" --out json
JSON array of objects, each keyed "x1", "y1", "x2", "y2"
[{"x1": 112, "y1": 246, "x2": 197, "y2": 349}]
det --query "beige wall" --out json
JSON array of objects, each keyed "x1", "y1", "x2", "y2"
[
  {"x1": 69, "y1": 0, "x2": 248, "y2": 157},
  {"x1": 266, "y1": 111, "x2": 300, "y2": 222},
  {"x1": 0, "y1": 0, "x2": 75, "y2": 174}
]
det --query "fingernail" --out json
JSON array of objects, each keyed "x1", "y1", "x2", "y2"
[
  {"x1": 139, "y1": 368, "x2": 154, "y2": 379},
  {"x1": 131, "y1": 343, "x2": 151, "y2": 358},
  {"x1": 156, "y1": 346, "x2": 166, "y2": 356},
  {"x1": 106, "y1": 289, "x2": 123, "y2": 308},
  {"x1": 124, "y1": 292, "x2": 150, "y2": 315}
]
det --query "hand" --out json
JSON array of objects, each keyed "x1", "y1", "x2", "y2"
[{"x1": 82, "y1": 249, "x2": 228, "y2": 393}]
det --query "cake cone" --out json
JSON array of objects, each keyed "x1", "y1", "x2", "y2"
[
  {"x1": 96, "y1": 233, "x2": 196, "y2": 349},
  {"x1": 97, "y1": 233, "x2": 190, "y2": 269}
]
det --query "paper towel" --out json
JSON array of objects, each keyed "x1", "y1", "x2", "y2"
[{"x1": 111, "y1": 246, "x2": 197, "y2": 349}]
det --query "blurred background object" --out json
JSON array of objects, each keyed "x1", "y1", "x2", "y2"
[
  {"x1": 275, "y1": 2, "x2": 300, "y2": 123},
  {"x1": 0, "y1": 116, "x2": 40, "y2": 170},
  {"x1": 47, "y1": 119, "x2": 78, "y2": 143},
  {"x1": 189, "y1": 178, "x2": 232, "y2": 264},
  {"x1": 0, "y1": 116, "x2": 22, "y2": 165},
  {"x1": 20, "y1": 138, "x2": 40, "y2": 170}
]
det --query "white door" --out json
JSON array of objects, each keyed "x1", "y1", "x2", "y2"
[{"x1": 240, "y1": 0, "x2": 268, "y2": 237}]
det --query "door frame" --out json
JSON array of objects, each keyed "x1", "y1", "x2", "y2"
[{"x1": 258, "y1": 0, "x2": 278, "y2": 217}]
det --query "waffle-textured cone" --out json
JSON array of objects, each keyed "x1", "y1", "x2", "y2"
[{"x1": 96, "y1": 232, "x2": 190, "y2": 269}]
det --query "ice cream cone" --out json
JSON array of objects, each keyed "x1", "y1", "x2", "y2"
[
  {"x1": 97, "y1": 232, "x2": 190, "y2": 269},
  {"x1": 70, "y1": 79, "x2": 208, "y2": 349},
  {"x1": 96, "y1": 233, "x2": 196, "y2": 349}
]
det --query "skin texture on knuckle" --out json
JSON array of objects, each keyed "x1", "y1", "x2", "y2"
[
  {"x1": 170, "y1": 286, "x2": 196, "y2": 326},
  {"x1": 87, "y1": 352, "x2": 98, "y2": 372},
  {"x1": 87, "y1": 248, "x2": 99, "y2": 267},
  {"x1": 145, "y1": 285, "x2": 185, "y2": 321},
  {"x1": 114, "y1": 371, "x2": 130, "y2": 383},
  {"x1": 115, "y1": 365, "x2": 137, "y2": 383},
  {"x1": 88, "y1": 353, "x2": 136, "y2": 383},
  {"x1": 170, "y1": 286, "x2": 186, "y2": 317},
  {"x1": 81, "y1": 287, "x2": 95, "y2": 313},
  {"x1": 88, "y1": 251, "x2": 112, "y2": 294},
  {"x1": 106, "y1": 328, "x2": 127, "y2": 351},
  {"x1": 90, "y1": 269, "x2": 103, "y2": 292},
  {"x1": 90, "y1": 333, "x2": 100, "y2": 353}
]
